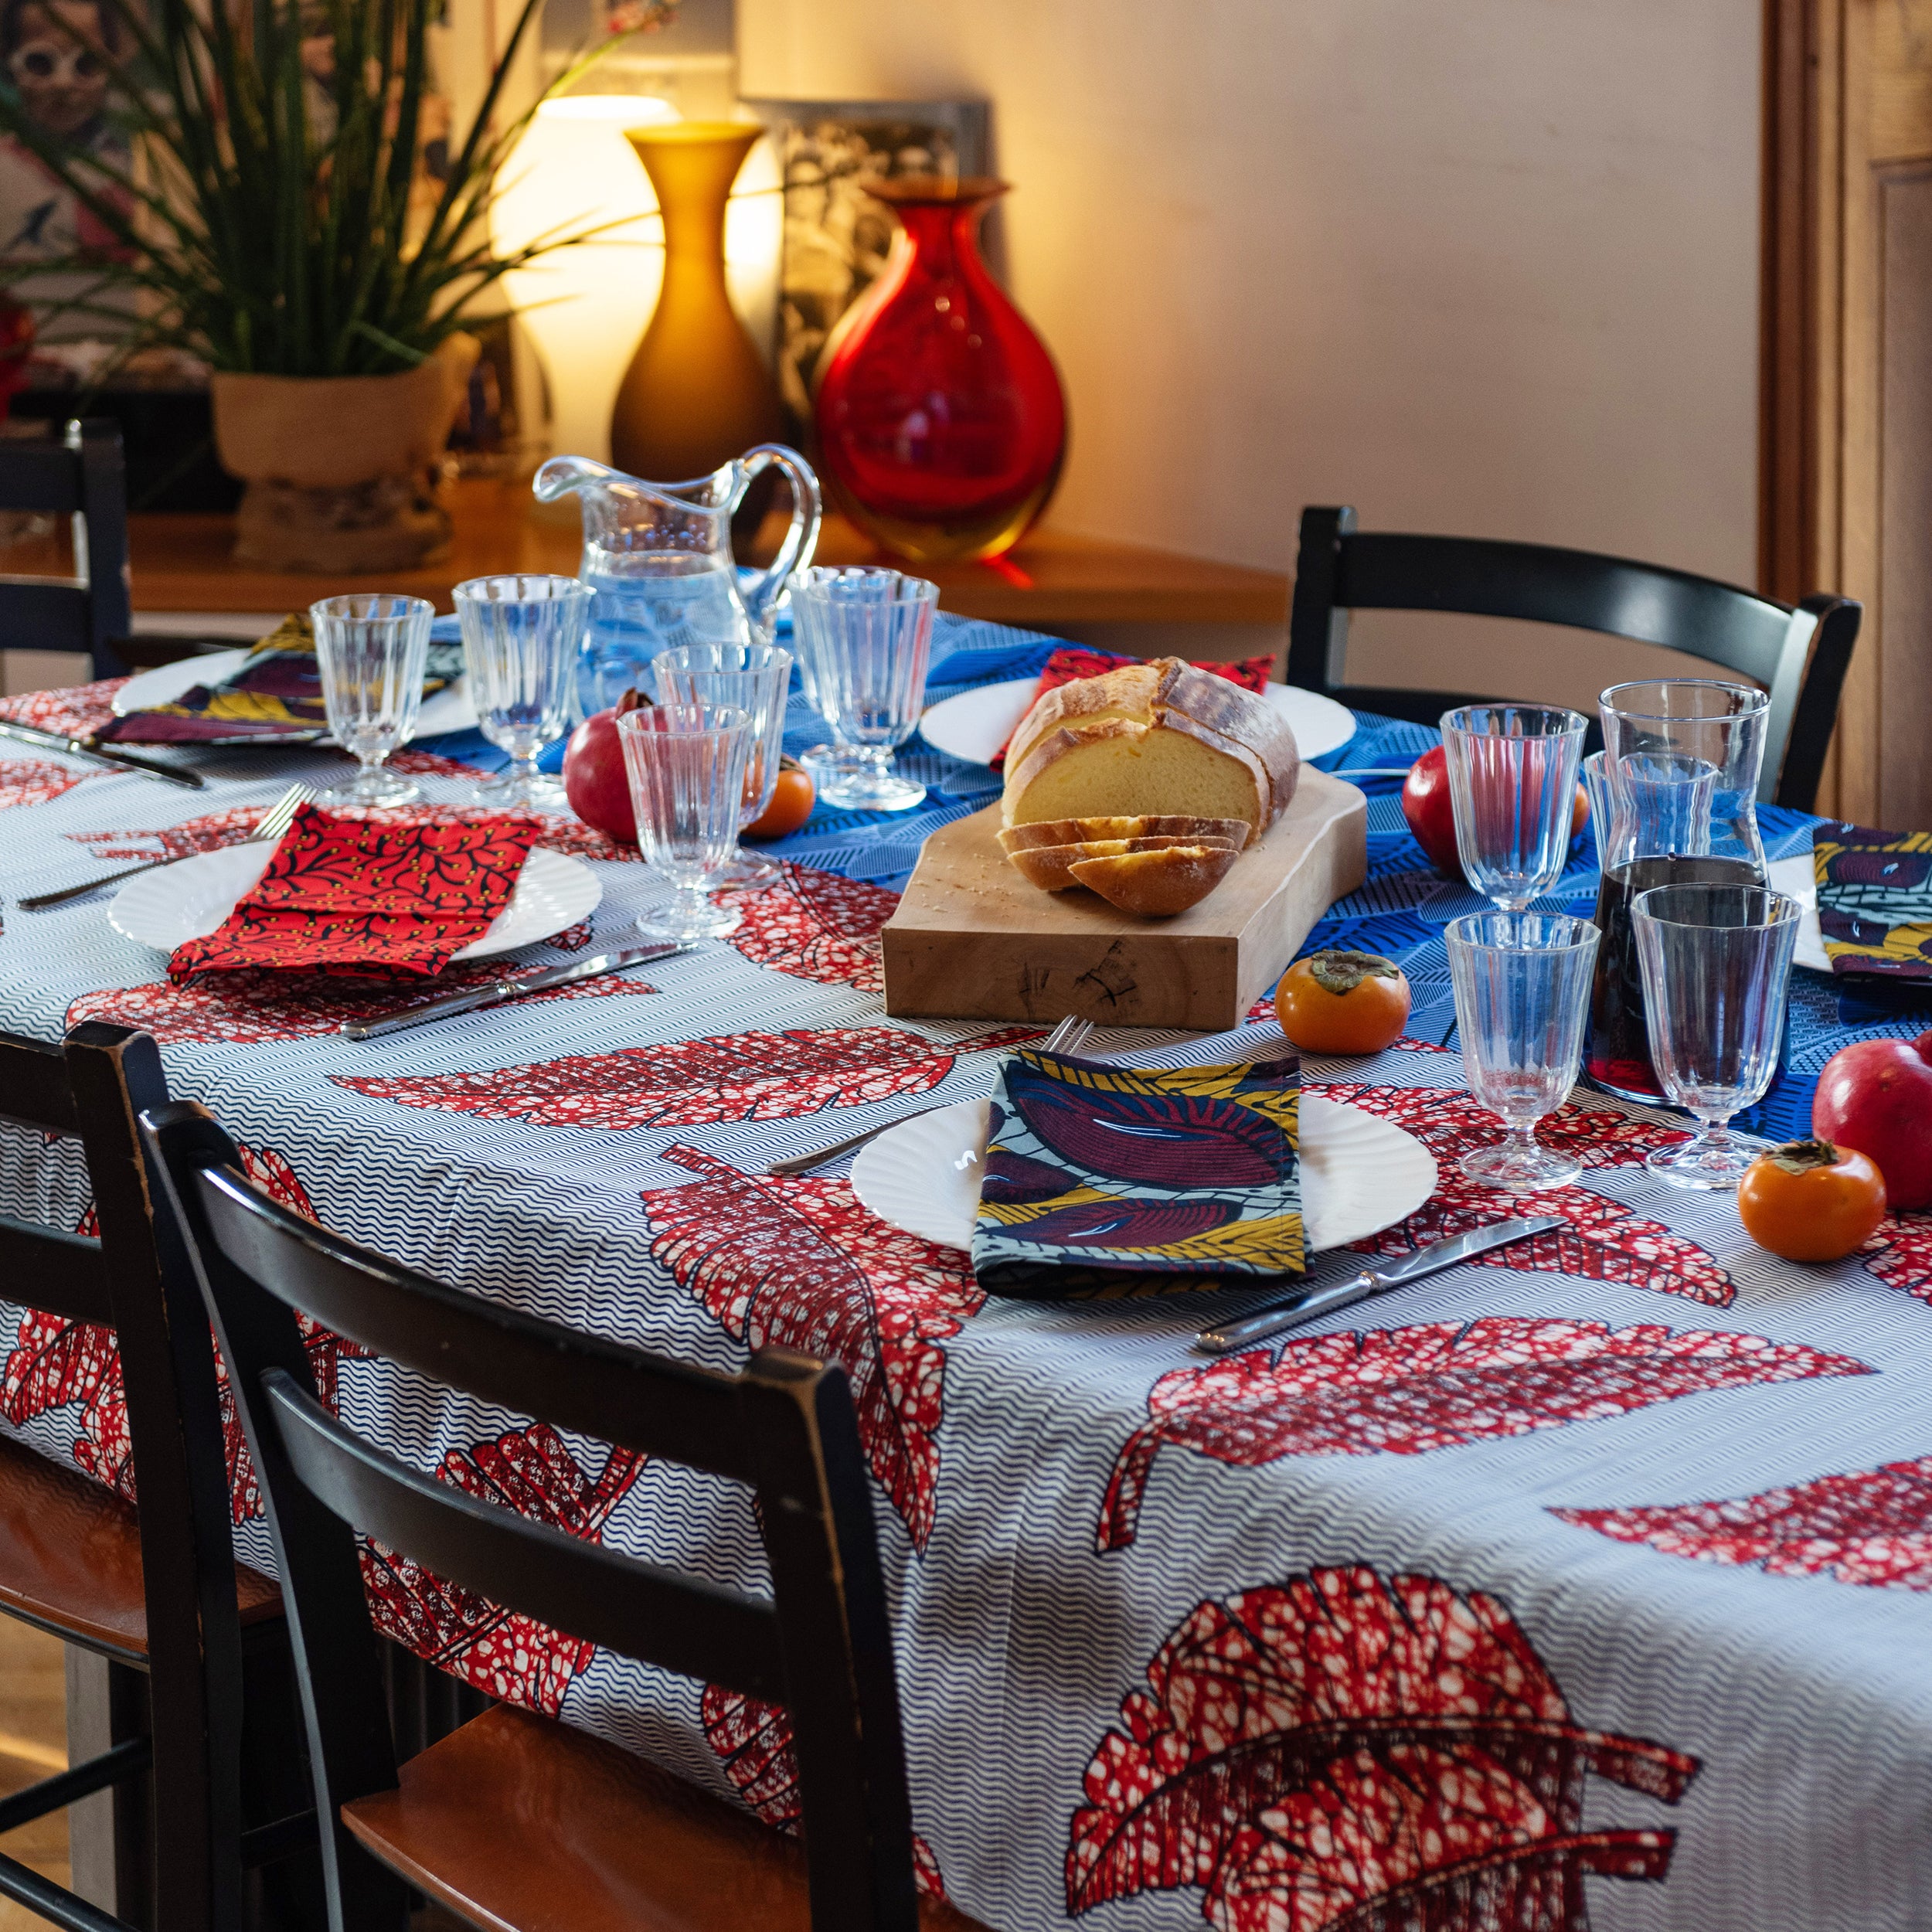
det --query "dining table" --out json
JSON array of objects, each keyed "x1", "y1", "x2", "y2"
[{"x1": 0, "y1": 614, "x2": 1928, "y2": 1932}]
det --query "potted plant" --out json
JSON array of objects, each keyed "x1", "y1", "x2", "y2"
[{"x1": 0, "y1": 1, "x2": 660, "y2": 569}]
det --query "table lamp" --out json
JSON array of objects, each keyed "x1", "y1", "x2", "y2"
[{"x1": 491, "y1": 95, "x2": 677, "y2": 466}]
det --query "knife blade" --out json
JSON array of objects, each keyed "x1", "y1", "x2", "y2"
[
  {"x1": 1191, "y1": 1216, "x2": 1565, "y2": 1356},
  {"x1": 338, "y1": 944, "x2": 694, "y2": 1041},
  {"x1": 0, "y1": 717, "x2": 206, "y2": 790}
]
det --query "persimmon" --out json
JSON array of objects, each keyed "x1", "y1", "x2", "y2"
[
  {"x1": 1273, "y1": 950, "x2": 1411, "y2": 1055},
  {"x1": 1736, "y1": 1139, "x2": 1886, "y2": 1262},
  {"x1": 743, "y1": 759, "x2": 815, "y2": 840}
]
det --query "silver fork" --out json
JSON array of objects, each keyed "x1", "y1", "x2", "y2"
[
  {"x1": 19, "y1": 782, "x2": 315, "y2": 911},
  {"x1": 767, "y1": 1014, "x2": 1095, "y2": 1177}
]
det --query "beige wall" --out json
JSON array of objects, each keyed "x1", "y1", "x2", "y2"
[{"x1": 739, "y1": 0, "x2": 1764, "y2": 708}]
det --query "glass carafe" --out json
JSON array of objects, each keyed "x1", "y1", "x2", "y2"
[
  {"x1": 533, "y1": 446, "x2": 821, "y2": 716},
  {"x1": 1587, "y1": 679, "x2": 1770, "y2": 1101}
]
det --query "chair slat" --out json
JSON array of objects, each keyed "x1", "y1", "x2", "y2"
[
  {"x1": 0, "y1": 1035, "x2": 81, "y2": 1133},
  {"x1": 0, "y1": 1220, "x2": 114, "y2": 1325},
  {"x1": 265, "y1": 1373, "x2": 789, "y2": 1702},
  {"x1": 200, "y1": 1171, "x2": 765, "y2": 1486},
  {"x1": 0, "y1": 444, "x2": 83, "y2": 515}
]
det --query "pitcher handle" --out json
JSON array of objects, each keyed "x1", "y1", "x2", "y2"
[{"x1": 735, "y1": 444, "x2": 822, "y2": 635}]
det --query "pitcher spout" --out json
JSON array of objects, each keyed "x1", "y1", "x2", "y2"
[{"x1": 532, "y1": 454, "x2": 621, "y2": 503}]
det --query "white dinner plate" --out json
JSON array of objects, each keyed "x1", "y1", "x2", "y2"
[
  {"x1": 1767, "y1": 852, "x2": 1830, "y2": 973},
  {"x1": 112, "y1": 649, "x2": 478, "y2": 743},
  {"x1": 851, "y1": 1093, "x2": 1437, "y2": 1255},
  {"x1": 109, "y1": 842, "x2": 600, "y2": 962},
  {"x1": 917, "y1": 675, "x2": 1358, "y2": 767}
]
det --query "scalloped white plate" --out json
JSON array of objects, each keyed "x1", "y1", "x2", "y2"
[
  {"x1": 109, "y1": 842, "x2": 600, "y2": 962},
  {"x1": 112, "y1": 648, "x2": 478, "y2": 744},
  {"x1": 851, "y1": 1093, "x2": 1436, "y2": 1254},
  {"x1": 917, "y1": 676, "x2": 1357, "y2": 766}
]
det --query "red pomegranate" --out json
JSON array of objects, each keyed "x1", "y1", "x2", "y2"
[{"x1": 562, "y1": 689, "x2": 648, "y2": 845}]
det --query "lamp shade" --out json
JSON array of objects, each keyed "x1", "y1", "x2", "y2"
[{"x1": 492, "y1": 96, "x2": 677, "y2": 466}]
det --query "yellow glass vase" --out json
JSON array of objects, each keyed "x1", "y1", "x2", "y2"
[{"x1": 609, "y1": 123, "x2": 785, "y2": 481}]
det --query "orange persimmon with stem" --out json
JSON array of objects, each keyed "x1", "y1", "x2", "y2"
[
  {"x1": 1736, "y1": 1139, "x2": 1886, "y2": 1262},
  {"x1": 1274, "y1": 950, "x2": 1411, "y2": 1055}
]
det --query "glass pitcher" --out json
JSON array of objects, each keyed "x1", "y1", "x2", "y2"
[
  {"x1": 533, "y1": 446, "x2": 821, "y2": 716},
  {"x1": 1587, "y1": 679, "x2": 1770, "y2": 1102}
]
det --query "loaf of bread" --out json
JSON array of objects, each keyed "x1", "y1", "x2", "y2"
[
  {"x1": 1066, "y1": 843, "x2": 1241, "y2": 917},
  {"x1": 996, "y1": 812, "x2": 1252, "y2": 855},
  {"x1": 1001, "y1": 658, "x2": 1299, "y2": 834},
  {"x1": 1006, "y1": 832, "x2": 1241, "y2": 893}
]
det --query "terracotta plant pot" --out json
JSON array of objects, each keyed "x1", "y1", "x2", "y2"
[{"x1": 211, "y1": 334, "x2": 480, "y2": 573}]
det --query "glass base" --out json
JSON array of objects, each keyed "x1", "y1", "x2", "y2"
[
  {"x1": 472, "y1": 767, "x2": 568, "y2": 811},
  {"x1": 322, "y1": 764, "x2": 419, "y2": 807},
  {"x1": 715, "y1": 846, "x2": 781, "y2": 889},
  {"x1": 635, "y1": 900, "x2": 741, "y2": 944},
  {"x1": 800, "y1": 743, "x2": 926, "y2": 813},
  {"x1": 1645, "y1": 1128, "x2": 1764, "y2": 1190},
  {"x1": 1459, "y1": 1138, "x2": 1581, "y2": 1193}
]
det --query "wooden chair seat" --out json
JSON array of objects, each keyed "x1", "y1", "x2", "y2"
[
  {"x1": 342, "y1": 1705, "x2": 992, "y2": 1932},
  {"x1": 0, "y1": 1434, "x2": 280, "y2": 1659}
]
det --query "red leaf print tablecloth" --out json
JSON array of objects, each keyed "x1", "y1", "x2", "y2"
[{"x1": 4, "y1": 667, "x2": 1932, "y2": 1932}]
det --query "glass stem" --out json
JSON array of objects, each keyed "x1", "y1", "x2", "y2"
[{"x1": 1505, "y1": 1121, "x2": 1542, "y2": 1158}]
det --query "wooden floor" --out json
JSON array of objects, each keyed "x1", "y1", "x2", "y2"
[{"x1": 0, "y1": 1616, "x2": 70, "y2": 1928}]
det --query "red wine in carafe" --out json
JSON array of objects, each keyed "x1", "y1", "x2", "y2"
[{"x1": 1587, "y1": 855, "x2": 1764, "y2": 1100}]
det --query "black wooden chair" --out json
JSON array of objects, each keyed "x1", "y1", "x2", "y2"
[
  {"x1": 141, "y1": 1098, "x2": 988, "y2": 1932},
  {"x1": 1287, "y1": 505, "x2": 1862, "y2": 811},
  {"x1": 0, "y1": 421, "x2": 134, "y2": 680},
  {"x1": 0, "y1": 1023, "x2": 311, "y2": 1932}
]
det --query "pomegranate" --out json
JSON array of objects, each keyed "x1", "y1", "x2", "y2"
[
  {"x1": 1811, "y1": 1032, "x2": 1932, "y2": 1212},
  {"x1": 1399, "y1": 744, "x2": 1590, "y2": 884},
  {"x1": 562, "y1": 688, "x2": 648, "y2": 845}
]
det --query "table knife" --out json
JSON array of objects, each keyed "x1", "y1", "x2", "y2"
[
  {"x1": 0, "y1": 717, "x2": 206, "y2": 789},
  {"x1": 338, "y1": 944, "x2": 694, "y2": 1041},
  {"x1": 1191, "y1": 1216, "x2": 1566, "y2": 1355}
]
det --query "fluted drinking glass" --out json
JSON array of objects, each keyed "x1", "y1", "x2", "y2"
[
  {"x1": 1441, "y1": 705, "x2": 1589, "y2": 910},
  {"x1": 311, "y1": 594, "x2": 434, "y2": 805},
  {"x1": 616, "y1": 702, "x2": 754, "y2": 942},
  {"x1": 454, "y1": 574, "x2": 591, "y2": 810}
]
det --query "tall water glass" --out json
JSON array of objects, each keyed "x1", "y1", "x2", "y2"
[
  {"x1": 454, "y1": 574, "x2": 591, "y2": 810},
  {"x1": 1631, "y1": 883, "x2": 1801, "y2": 1189},
  {"x1": 1440, "y1": 706, "x2": 1590, "y2": 910},
  {"x1": 789, "y1": 566, "x2": 939, "y2": 811},
  {"x1": 1445, "y1": 912, "x2": 1601, "y2": 1191},
  {"x1": 616, "y1": 702, "x2": 754, "y2": 942},
  {"x1": 653, "y1": 641, "x2": 795, "y2": 888},
  {"x1": 310, "y1": 594, "x2": 434, "y2": 804}
]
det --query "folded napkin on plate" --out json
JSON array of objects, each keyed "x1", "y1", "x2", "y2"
[
  {"x1": 1814, "y1": 822, "x2": 1932, "y2": 978},
  {"x1": 100, "y1": 614, "x2": 466, "y2": 745},
  {"x1": 168, "y1": 804, "x2": 542, "y2": 982},
  {"x1": 985, "y1": 648, "x2": 1276, "y2": 769},
  {"x1": 970, "y1": 1048, "x2": 1304, "y2": 1297}
]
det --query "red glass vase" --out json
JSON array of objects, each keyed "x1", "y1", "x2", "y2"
[{"x1": 814, "y1": 177, "x2": 1066, "y2": 564}]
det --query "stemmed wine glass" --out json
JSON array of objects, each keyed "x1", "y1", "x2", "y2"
[
  {"x1": 615, "y1": 702, "x2": 754, "y2": 943},
  {"x1": 1631, "y1": 883, "x2": 1801, "y2": 1187},
  {"x1": 1444, "y1": 911, "x2": 1601, "y2": 1190},
  {"x1": 1440, "y1": 705, "x2": 1589, "y2": 910}
]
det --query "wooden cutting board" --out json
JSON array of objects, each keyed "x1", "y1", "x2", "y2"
[{"x1": 881, "y1": 769, "x2": 1368, "y2": 1030}]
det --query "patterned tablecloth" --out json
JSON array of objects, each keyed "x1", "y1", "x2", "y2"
[{"x1": 2, "y1": 618, "x2": 1931, "y2": 1932}]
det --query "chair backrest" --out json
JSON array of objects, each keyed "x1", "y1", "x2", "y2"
[
  {"x1": 141, "y1": 1099, "x2": 921, "y2": 1932},
  {"x1": 0, "y1": 1024, "x2": 250, "y2": 1925},
  {"x1": 1287, "y1": 505, "x2": 1862, "y2": 811},
  {"x1": 0, "y1": 418, "x2": 133, "y2": 679}
]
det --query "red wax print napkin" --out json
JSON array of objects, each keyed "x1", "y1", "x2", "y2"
[
  {"x1": 168, "y1": 804, "x2": 543, "y2": 983},
  {"x1": 987, "y1": 649, "x2": 1276, "y2": 770}
]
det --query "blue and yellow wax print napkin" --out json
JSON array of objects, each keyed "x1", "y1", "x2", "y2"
[
  {"x1": 970, "y1": 1049, "x2": 1305, "y2": 1298},
  {"x1": 1814, "y1": 822, "x2": 1932, "y2": 978},
  {"x1": 99, "y1": 614, "x2": 466, "y2": 745}
]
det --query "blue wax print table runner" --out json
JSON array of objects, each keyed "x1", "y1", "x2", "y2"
[{"x1": 2, "y1": 617, "x2": 1932, "y2": 1931}]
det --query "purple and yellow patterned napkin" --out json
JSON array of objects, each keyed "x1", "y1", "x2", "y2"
[
  {"x1": 970, "y1": 1049, "x2": 1304, "y2": 1298},
  {"x1": 1814, "y1": 822, "x2": 1932, "y2": 978}
]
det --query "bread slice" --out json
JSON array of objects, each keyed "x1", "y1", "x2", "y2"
[
  {"x1": 996, "y1": 813, "x2": 1252, "y2": 855},
  {"x1": 1008, "y1": 833, "x2": 1240, "y2": 893},
  {"x1": 1067, "y1": 843, "x2": 1242, "y2": 917},
  {"x1": 1002, "y1": 658, "x2": 1299, "y2": 832}
]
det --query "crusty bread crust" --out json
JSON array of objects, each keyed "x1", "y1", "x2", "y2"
[
  {"x1": 1066, "y1": 842, "x2": 1241, "y2": 917},
  {"x1": 996, "y1": 813, "x2": 1252, "y2": 855},
  {"x1": 1002, "y1": 657, "x2": 1300, "y2": 829},
  {"x1": 1007, "y1": 833, "x2": 1240, "y2": 893}
]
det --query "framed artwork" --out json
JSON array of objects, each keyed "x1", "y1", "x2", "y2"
[{"x1": 740, "y1": 98, "x2": 990, "y2": 437}]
